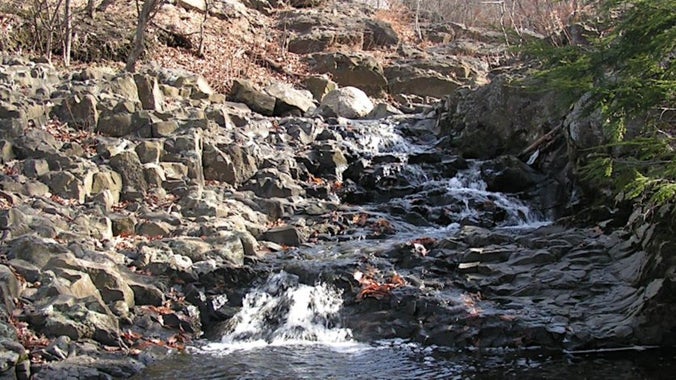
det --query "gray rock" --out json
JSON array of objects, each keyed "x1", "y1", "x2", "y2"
[
  {"x1": 261, "y1": 225, "x2": 304, "y2": 247},
  {"x1": 134, "y1": 74, "x2": 165, "y2": 111},
  {"x1": 151, "y1": 120, "x2": 179, "y2": 137},
  {"x1": 310, "y1": 52, "x2": 387, "y2": 97},
  {"x1": 317, "y1": 87, "x2": 374, "y2": 119},
  {"x1": 39, "y1": 171, "x2": 85, "y2": 203},
  {"x1": 109, "y1": 150, "x2": 148, "y2": 197},
  {"x1": 203, "y1": 143, "x2": 261, "y2": 185},
  {"x1": 230, "y1": 79, "x2": 276, "y2": 116},
  {"x1": 52, "y1": 94, "x2": 98, "y2": 129},
  {"x1": 135, "y1": 141, "x2": 163, "y2": 163},
  {"x1": 23, "y1": 158, "x2": 49, "y2": 178},
  {"x1": 244, "y1": 168, "x2": 304, "y2": 198},
  {"x1": 265, "y1": 82, "x2": 315, "y2": 115},
  {"x1": 363, "y1": 19, "x2": 399, "y2": 49},
  {"x1": 303, "y1": 76, "x2": 337, "y2": 102}
]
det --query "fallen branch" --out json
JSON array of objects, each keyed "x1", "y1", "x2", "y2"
[{"x1": 520, "y1": 124, "x2": 563, "y2": 157}]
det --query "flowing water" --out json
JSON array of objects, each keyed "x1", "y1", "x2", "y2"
[
  {"x1": 138, "y1": 116, "x2": 675, "y2": 378},
  {"x1": 140, "y1": 274, "x2": 676, "y2": 379}
]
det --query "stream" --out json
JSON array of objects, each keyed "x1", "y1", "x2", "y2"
[{"x1": 137, "y1": 114, "x2": 675, "y2": 378}]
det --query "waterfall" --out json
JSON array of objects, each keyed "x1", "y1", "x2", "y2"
[{"x1": 202, "y1": 272, "x2": 353, "y2": 353}]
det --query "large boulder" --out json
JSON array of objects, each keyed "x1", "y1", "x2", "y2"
[
  {"x1": 438, "y1": 75, "x2": 568, "y2": 159},
  {"x1": 230, "y1": 79, "x2": 276, "y2": 116},
  {"x1": 264, "y1": 82, "x2": 315, "y2": 115},
  {"x1": 316, "y1": 87, "x2": 374, "y2": 119},
  {"x1": 310, "y1": 52, "x2": 387, "y2": 97}
]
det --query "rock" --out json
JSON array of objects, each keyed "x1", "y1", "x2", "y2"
[
  {"x1": 289, "y1": 0, "x2": 324, "y2": 7},
  {"x1": 136, "y1": 221, "x2": 173, "y2": 238},
  {"x1": 363, "y1": 19, "x2": 399, "y2": 49},
  {"x1": 103, "y1": 73, "x2": 140, "y2": 103},
  {"x1": 202, "y1": 143, "x2": 261, "y2": 185},
  {"x1": 316, "y1": 87, "x2": 374, "y2": 119},
  {"x1": 481, "y1": 156, "x2": 544, "y2": 193},
  {"x1": 438, "y1": 75, "x2": 567, "y2": 159},
  {"x1": 39, "y1": 171, "x2": 86, "y2": 203},
  {"x1": 0, "y1": 140, "x2": 14, "y2": 163},
  {"x1": 230, "y1": 79, "x2": 276, "y2": 116},
  {"x1": 261, "y1": 225, "x2": 304, "y2": 246},
  {"x1": 310, "y1": 52, "x2": 387, "y2": 96},
  {"x1": 52, "y1": 94, "x2": 98, "y2": 130},
  {"x1": 46, "y1": 255, "x2": 135, "y2": 308},
  {"x1": 151, "y1": 120, "x2": 179, "y2": 137},
  {"x1": 32, "y1": 294, "x2": 120, "y2": 345},
  {"x1": 244, "y1": 168, "x2": 304, "y2": 198},
  {"x1": 109, "y1": 151, "x2": 148, "y2": 198},
  {"x1": 265, "y1": 82, "x2": 315, "y2": 115},
  {"x1": 388, "y1": 70, "x2": 461, "y2": 99},
  {"x1": 135, "y1": 141, "x2": 163, "y2": 163},
  {"x1": 0, "y1": 265, "x2": 20, "y2": 310},
  {"x1": 23, "y1": 158, "x2": 49, "y2": 178},
  {"x1": 134, "y1": 74, "x2": 165, "y2": 111},
  {"x1": 303, "y1": 75, "x2": 337, "y2": 102},
  {"x1": 91, "y1": 170, "x2": 123, "y2": 202}
]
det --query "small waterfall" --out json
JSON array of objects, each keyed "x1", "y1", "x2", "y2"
[
  {"x1": 204, "y1": 272, "x2": 353, "y2": 353},
  {"x1": 443, "y1": 164, "x2": 544, "y2": 227}
]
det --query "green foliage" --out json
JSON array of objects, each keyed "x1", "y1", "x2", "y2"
[{"x1": 526, "y1": 0, "x2": 676, "y2": 213}]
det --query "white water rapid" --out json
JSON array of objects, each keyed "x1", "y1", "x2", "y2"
[{"x1": 201, "y1": 272, "x2": 356, "y2": 354}]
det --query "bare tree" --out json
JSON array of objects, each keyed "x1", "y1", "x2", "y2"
[
  {"x1": 197, "y1": 0, "x2": 209, "y2": 57},
  {"x1": 63, "y1": 0, "x2": 71, "y2": 66},
  {"x1": 125, "y1": 0, "x2": 164, "y2": 72}
]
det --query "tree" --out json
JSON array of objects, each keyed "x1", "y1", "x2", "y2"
[
  {"x1": 125, "y1": 0, "x2": 164, "y2": 72},
  {"x1": 528, "y1": 0, "x2": 676, "y2": 212}
]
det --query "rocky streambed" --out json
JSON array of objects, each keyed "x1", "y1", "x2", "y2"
[{"x1": 0, "y1": 53, "x2": 674, "y2": 379}]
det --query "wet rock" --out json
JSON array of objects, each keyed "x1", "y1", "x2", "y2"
[
  {"x1": 481, "y1": 155, "x2": 544, "y2": 193},
  {"x1": 261, "y1": 225, "x2": 304, "y2": 246}
]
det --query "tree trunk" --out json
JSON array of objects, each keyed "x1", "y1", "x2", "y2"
[
  {"x1": 125, "y1": 0, "x2": 163, "y2": 72},
  {"x1": 63, "y1": 0, "x2": 72, "y2": 66},
  {"x1": 86, "y1": 0, "x2": 96, "y2": 18}
]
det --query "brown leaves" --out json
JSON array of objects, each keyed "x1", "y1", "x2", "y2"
[
  {"x1": 354, "y1": 270, "x2": 406, "y2": 300},
  {"x1": 372, "y1": 218, "x2": 395, "y2": 236},
  {"x1": 119, "y1": 329, "x2": 189, "y2": 353}
]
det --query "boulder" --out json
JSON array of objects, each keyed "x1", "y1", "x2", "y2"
[
  {"x1": 230, "y1": 79, "x2": 276, "y2": 116},
  {"x1": 316, "y1": 87, "x2": 374, "y2": 119},
  {"x1": 134, "y1": 74, "x2": 165, "y2": 111},
  {"x1": 244, "y1": 168, "x2": 304, "y2": 198},
  {"x1": 109, "y1": 150, "x2": 148, "y2": 197},
  {"x1": 39, "y1": 171, "x2": 86, "y2": 203},
  {"x1": 310, "y1": 52, "x2": 387, "y2": 96},
  {"x1": 363, "y1": 19, "x2": 399, "y2": 49},
  {"x1": 303, "y1": 75, "x2": 337, "y2": 102},
  {"x1": 52, "y1": 94, "x2": 98, "y2": 129},
  {"x1": 202, "y1": 143, "x2": 261, "y2": 185},
  {"x1": 265, "y1": 82, "x2": 315, "y2": 115},
  {"x1": 261, "y1": 225, "x2": 304, "y2": 246},
  {"x1": 438, "y1": 75, "x2": 568, "y2": 159}
]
